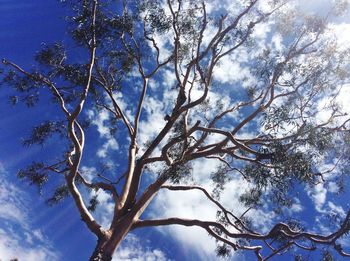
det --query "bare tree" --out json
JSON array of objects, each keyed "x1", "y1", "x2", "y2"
[{"x1": 2, "y1": 0, "x2": 350, "y2": 260}]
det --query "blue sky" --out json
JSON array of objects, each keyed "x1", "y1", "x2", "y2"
[
  {"x1": 0, "y1": 1, "x2": 101, "y2": 260},
  {"x1": 1, "y1": 1, "x2": 350, "y2": 261},
  {"x1": 0, "y1": 1, "x2": 197, "y2": 260}
]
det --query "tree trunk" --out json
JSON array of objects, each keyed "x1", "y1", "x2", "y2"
[
  {"x1": 89, "y1": 217, "x2": 134, "y2": 261},
  {"x1": 89, "y1": 247, "x2": 112, "y2": 261},
  {"x1": 89, "y1": 238, "x2": 113, "y2": 261},
  {"x1": 89, "y1": 167, "x2": 165, "y2": 261}
]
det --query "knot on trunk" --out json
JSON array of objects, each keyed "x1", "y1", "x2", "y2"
[{"x1": 90, "y1": 249, "x2": 112, "y2": 261}]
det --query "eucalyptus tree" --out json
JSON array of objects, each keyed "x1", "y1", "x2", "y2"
[{"x1": 2, "y1": 0, "x2": 350, "y2": 260}]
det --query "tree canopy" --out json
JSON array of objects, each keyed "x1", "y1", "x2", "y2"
[{"x1": 2, "y1": 0, "x2": 350, "y2": 260}]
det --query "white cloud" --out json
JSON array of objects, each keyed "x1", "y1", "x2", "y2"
[
  {"x1": 162, "y1": 69, "x2": 177, "y2": 88},
  {"x1": 307, "y1": 183, "x2": 327, "y2": 212},
  {"x1": 328, "y1": 181, "x2": 339, "y2": 193},
  {"x1": 80, "y1": 166, "x2": 97, "y2": 182},
  {"x1": 97, "y1": 137, "x2": 119, "y2": 158},
  {"x1": 112, "y1": 233, "x2": 171, "y2": 261},
  {"x1": 147, "y1": 161, "x2": 223, "y2": 260},
  {"x1": 87, "y1": 109, "x2": 111, "y2": 137},
  {"x1": 138, "y1": 97, "x2": 167, "y2": 154},
  {"x1": 0, "y1": 178, "x2": 27, "y2": 224},
  {"x1": 89, "y1": 189, "x2": 114, "y2": 229},
  {"x1": 329, "y1": 23, "x2": 350, "y2": 50},
  {"x1": 0, "y1": 228, "x2": 57, "y2": 261},
  {"x1": 214, "y1": 55, "x2": 250, "y2": 84},
  {"x1": 149, "y1": 195, "x2": 219, "y2": 260},
  {"x1": 315, "y1": 84, "x2": 350, "y2": 127},
  {"x1": 327, "y1": 201, "x2": 346, "y2": 218},
  {"x1": 251, "y1": 21, "x2": 272, "y2": 40},
  {"x1": 306, "y1": 181, "x2": 347, "y2": 222},
  {"x1": 271, "y1": 33, "x2": 284, "y2": 52},
  {"x1": 283, "y1": 197, "x2": 304, "y2": 215},
  {"x1": 147, "y1": 158, "x2": 262, "y2": 260},
  {"x1": 0, "y1": 163, "x2": 59, "y2": 261},
  {"x1": 87, "y1": 109, "x2": 119, "y2": 158},
  {"x1": 290, "y1": 202, "x2": 304, "y2": 213},
  {"x1": 152, "y1": 34, "x2": 173, "y2": 62}
]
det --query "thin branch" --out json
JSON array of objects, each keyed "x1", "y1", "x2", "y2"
[
  {"x1": 2, "y1": 60, "x2": 70, "y2": 117},
  {"x1": 77, "y1": 171, "x2": 119, "y2": 201},
  {"x1": 162, "y1": 185, "x2": 255, "y2": 233}
]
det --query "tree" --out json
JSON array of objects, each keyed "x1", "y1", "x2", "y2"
[{"x1": 2, "y1": 0, "x2": 350, "y2": 260}]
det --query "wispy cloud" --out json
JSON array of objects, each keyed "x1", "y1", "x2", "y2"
[
  {"x1": 87, "y1": 109, "x2": 120, "y2": 159},
  {"x1": 112, "y1": 233, "x2": 171, "y2": 261},
  {"x1": 147, "y1": 158, "x2": 261, "y2": 260},
  {"x1": 0, "y1": 163, "x2": 59, "y2": 261}
]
